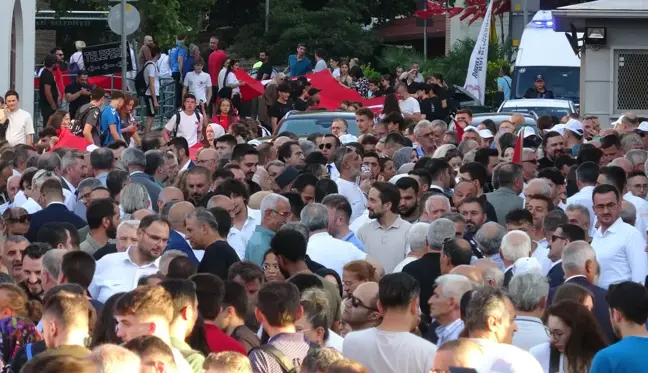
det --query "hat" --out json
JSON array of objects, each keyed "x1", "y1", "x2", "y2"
[
  {"x1": 209, "y1": 123, "x2": 226, "y2": 138},
  {"x1": 308, "y1": 88, "x2": 321, "y2": 96},
  {"x1": 612, "y1": 115, "x2": 625, "y2": 128},
  {"x1": 523, "y1": 126, "x2": 537, "y2": 138},
  {"x1": 247, "y1": 139, "x2": 262, "y2": 147},
  {"x1": 513, "y1": 257, "x2": 542, "y2": 276},
  {"x1": 478, "y1": 129, "x2": 494, "y2": 139},
  {"x1": 275, "y1": 165, "x2": 300, "y2": 190},
  {"x1": 388, "y1": 174, "x2": 409, "y2": 184},
  {"x1": 339, "y1": 134, "x2": 358, "y2": 144},
  {"x1": 549, "y1": 124, "x2": 566, "y2": 136},
  {"x1": 636, "y1": 121, "x2": 648, "y2": 132},
  {"x1": 565, "y1": 119, "x2": 584, "y2": 136},
  {"x1": 464, "y1": 125, "x2": 479, "y2": 133},
  {"x1": 86, "y1": 144, "x2": 99, "y2": 152},
  {"x1": 535, "y1": 74, "x2": 544, "y2": 82}
]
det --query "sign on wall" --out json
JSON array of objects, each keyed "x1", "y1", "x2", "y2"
[{"x1": 82, "y1": 42, "x2": 133, "y2": 77}]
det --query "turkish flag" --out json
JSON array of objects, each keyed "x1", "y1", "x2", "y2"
[
  {"x1": 233, "y1": 70, "x2": 265, "y2": 102},
  {"x1": 512, "y1": 130, "x2": 524, "y2": 164},
  {"x1": 51, "y1": 128, "x2": 93, "y2": 152}
]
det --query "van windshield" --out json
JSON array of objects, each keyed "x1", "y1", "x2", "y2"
[{"x1": 512, "y1": 66, "x2": 580, "y2": 103}]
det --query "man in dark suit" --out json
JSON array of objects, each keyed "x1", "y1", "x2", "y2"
[
  {"x1": 546, "y1": 224, "x2": 585, "y2": 288},
  {"x1": 121, "y1": 147, "x2": 162, "y2": 212},
  {"x1": 499, "y1": 225, "x2": 533, "y2": 288},
  {"x1": 485, "y1": 163, "x2": 525, "y2": 226},
  {"x1": 168, "y1": 137, "x2": 195, "y2": 172},
  {"x1": 548, "y1": 240, "x2": 615, "y2": 342},
  {"x1": 25, "y1": 179, "x2": 87, "y2": 242}
]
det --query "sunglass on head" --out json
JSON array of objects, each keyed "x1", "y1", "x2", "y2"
[
  {"x1": 319, "y1": 143, "x2": 333, "y2": 150},
  {"x1": 7, "y1": 215, "x2": 29, "y2": 223}
]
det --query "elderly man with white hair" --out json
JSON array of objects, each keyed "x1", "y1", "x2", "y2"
[
  {"x1": 420, "y1": 194, "x2": 451, "y2": 223},
  {"x1": 500, "y1": 230, "x2": 532, "y2": 288},
  {"x1": 522, "y1": 178, "x2": 552, "y2": 200},
  {"x1": 403, "y1": 217, "x2": 456, "y2": 317},
  {"x1": 428, "y1": 274, "x2": 473, "y2": 345},
  {"x1": 245, "y1": 193, "x2": 292, "y2": 266},
  {"x1": 413, "y1": 120, "x2": 437, "y2": 157},
  {"x1": 508, "y1": 272, "x2": 550, "y2": 351},
  {"x1": 474, "y1": 222, "x2": 507, "y2": 270},
  {"x1": 93, "y1": 219, "x2": 141, "y2": 260},
  {"x1": 625, "y1": 149, "x2": 648, "y2": 172},
  {"x1": 393, "y1": 222, "x2": 429, "y2": 272}
]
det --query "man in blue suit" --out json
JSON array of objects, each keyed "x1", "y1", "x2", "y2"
[
  {"x1": 25, "y1": 178, "x2": 87, "y2": 243},
  {"x1": 548, "y1": 240, "x2": 615, "y2": 342},
  {"x1": 546, "y1": 224, "x2": 586, "y2": 288}
]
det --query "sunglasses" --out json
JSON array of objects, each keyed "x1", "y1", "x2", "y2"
[
  {"x1": 551, "y1": 235, "x2": 566, "y2": 242},
  {"x1": 319, "y1": 143, "x2": 333, "y2": 150},
  {"x1": 350, "y1": 295, "x2": 378, "y2": 312},
  {"x1": 7, "y1": 215, "x2": 29, "y2": 223}
]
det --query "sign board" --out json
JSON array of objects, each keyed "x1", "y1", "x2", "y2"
[
  {"x1": 108, "y1": 3, "x2": 141, "y2": 36},
  {"x1": 82, "y1": 42, "x2": 133, "y2": 76}
]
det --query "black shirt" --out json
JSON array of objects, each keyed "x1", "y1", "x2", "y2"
[
  {"x1": 93, "y1": 243, "x2": 117, "y2": 261},
  {"x1": 538, "y1": 156, "x2": 555, "y2": 170},
  {"x1": 198, "y1": 240, "x2": 241, "y2": 280},
  {"x1": 294, "y1": 98, "x2": 309, "y2": 111},
  {"x1": 375, "y1": 87, "x2": 394, "y2": 97},
  {"x1": 64, "y1": 82, "x2": 91, "y2": 118},
  {"x1": 402, "y1": 252, "x2": 442, "y2": 318},
  {"x1": 524, "y1": 88, "x2": 555, "y2": 99},
  {"x1": 39, "y1": 69, "x2": 58, "y2": 109},
  {"x1": 256, "y1": 62, "x2": 273, "y2": 81},
  {"x1": 269, "y1": 100, "x2": 294, "y2": 122},
  {"x1": 479, "y1": 194, "x2": 498, "y2": 224},
  {"x1": 420, "y1": 97, "x2": 444, "y2": 121}
]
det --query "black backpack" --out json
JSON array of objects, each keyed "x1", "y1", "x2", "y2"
[
  {"x1": 250, "y1": 342, "x2": 319, "y2": 373},
  {"x1": 135, "y1": 61, "x2": 155, "y2": 97},
  {"x1": 172, "y1": 109, "x2": 201, "y2": 138},
  {"x1": 71, "y1": 104, "x2": 100, "y2": 137}
]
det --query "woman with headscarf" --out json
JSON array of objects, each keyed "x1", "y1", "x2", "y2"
[
  {"x1": 393, "y1": 146, "x2": 416, "y2": 171},
  {"x1": 0, "y1": 316, "x2": 42, "y2": 372}
]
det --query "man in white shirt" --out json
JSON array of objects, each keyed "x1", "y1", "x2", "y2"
[
  {"x1": 428, "y1": 274, "x2": 473, "y2": 346},
  {"x1": 334, "y1": 146, "x2": 366, "y2": 223},
  {"x1": 143, "y1": 46, "x2": 161, "y2": 134},
  {"x1": 163, "y1": 94, "x2": 203, "y2": 148},
  {"x1": 566, "y1": 161, "x2": 599, "y2": 228},
  {"x1": 508, "y1": 272, "x2": 550, "y2": 350},
  {"x1": 59, "y1": 151, "x2": 85, "y2": 196},
  {"x1": 343, "y1": 272, "x2": 437, "y2": 373},
  {"x1": 114, "y1": 283, "x2": 193, "y2": 373},
  {"x1": 300, "y1": 203, "x2": 367, "y2": 277},
  {"x1": 591, "y1": 184, "x2": 648, "y2": 289},
  {"x1": 4, "y1": 91, "x2": 34, "y2": 146},
  {"x1": 183, "y1": 57, "x2": 212, "y2": 113},
  {"x1": 395, "y1": 83, "x2": 421, "y2": 122},
  {"x1": 89, "y1": 215, "x2": 169, "y2": 303}
]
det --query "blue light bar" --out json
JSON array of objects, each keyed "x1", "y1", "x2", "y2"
[{"x1": 532, "y1": 20, "x2": 553, "y2": 28}]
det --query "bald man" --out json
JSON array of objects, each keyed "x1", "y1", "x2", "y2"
[
  {"x1": 610, "y1": 157, "x2": 633, "y2": 176},
  {"x1": 166, "y1": 201, "x2": 199, "y2": 264},
  {"x1": 452, "y1": 181, "x2": 477, "y2": 208},
  {"x1": 450, "y1": 265, "x2": 484, "y2": 284},
  {"x1": 272, "y1": 136, "x2": 291, "y2": 152},
  {"x1": 206, "y1": 195, "x2": 235, "y2": 220},
  {"x1": 248, "y1": 191, "x2": 271, "y2": 210},
  {"x1": 157, "y1": 186, "x2": 184, "y2": 212},
  {"x1": 523, "y1": 178, "x2": 552, "y2": 199},
  {"x1": 197, "y1": 148, "x2": 219, "y2": 174},
  {"x1": 473, "y1": 258, "x2": 504, "y2": 287},
  {"x1": 342, "y1": 282, "x2": 381, "y2": 334},
  {"x1": 432, "y1": 339, "x2": 483, "y2": 372},
  {"x1": 133, "y1": 209, "x2": 154, "y2": 220}
]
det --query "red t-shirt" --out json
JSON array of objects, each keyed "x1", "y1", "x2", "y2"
[
  {"x1": 209, "y1": 50, "x2": 227, "y2": 88},
  {"x1": 204, "y1": 323, "x2": 247, "y2": 355},
  {"x1": 211, "y1": 114, "x2": 231, "y2": 130}
]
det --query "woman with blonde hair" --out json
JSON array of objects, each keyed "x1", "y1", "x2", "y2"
[{"x1": 342, "y1": 260, "x2": 379, "y2": 298}]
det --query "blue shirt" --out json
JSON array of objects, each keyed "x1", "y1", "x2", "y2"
[
  {"x1": 342, "y1": 231, "x2": 365, "y2": 252},
  {"x1": 100, "y1": 106, "x2": 121, "y2": 146},
  {"x1": 288, "y1": 55, "x2": 312, "y2": 77},
  {"x1": 590, "y1": 336, "x2": 648, "y2": 373},
  {"x1": 169, "y1": 41, "x2": 188, "y2": 73},
  {"x1": 497, "y1": 76, "x2": 512, "y2": 100},
  {"x1": 245, "y1": 225, "x2": 276, "y2": 266}
]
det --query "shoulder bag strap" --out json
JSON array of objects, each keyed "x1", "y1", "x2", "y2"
[{"x1": 250, "y1": 344, "x2": 295, "y2": 373}]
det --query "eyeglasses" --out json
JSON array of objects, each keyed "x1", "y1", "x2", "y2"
[
  {"x1": 143, "y1": 230, "x2": 169, "y2": 245},
  {"x1": 551, "y1": 235, "x2": 566, "y2": 242},
  {"x1": 271, "y1": 209, "x2": 291, "y2": 218},
  {"x1": 544, "y1": 326, "x2": 566, "y2": 340},
  {"x1": 319, "y1": 143, "x2": 333, "y2": 150},
  {"x1": 350, "y1": 295, "x2": 378, "y2": 312},
  {"x1": 7, "y1": 215, "x2": 29, "y2": 223}
]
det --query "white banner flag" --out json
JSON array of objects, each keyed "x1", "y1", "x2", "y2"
[{"x1": 463, "y1": 0, "x2": 495, "y2": 105}]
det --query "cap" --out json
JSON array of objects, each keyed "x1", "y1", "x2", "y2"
[
  {"x1": 637, "y1": 121, "x2": 648, "y2": 132},
  {"x1": 549, "y1": 124, "x2": 566, "y2": 136},
  {"x1": 535, "y1": 74, "x2": 544, "y2": 82},
  {"x1": 339, "y1": 134, "x2": 358, "y2": 144},
  {"x1": 565, "y1": 119, "x2": 584, "y2": 136},
  {"x1": 464, "y1": 125, "x2": 479, "y2": 133},
  {"x1": 388, "y1": 174, "x2": 409, "y2": 184},
  {"x1": 612, "y1": 115, "x2": 625, "y2": 128},
  {"x1": 513, "y1": 257, "x2": 542, "y2": 276},
  {"x1": 86, "y1": 144, "x2": 99, "y2": 152},
  {"x1": 308, "y1": 88, "x2": 321, "y2": 96},
  {"x1": 523, "y1": 126, "x2": 537, "y2": 138},
  {"x1": 478, "y1": 129, "x2": 494, "y2": 139}
]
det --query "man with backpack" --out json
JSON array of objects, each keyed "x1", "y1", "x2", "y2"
[
  {"x1": 249, "y1": 281, "x2": 314, "y2": 373},
  {"x1": 71, "y1": 87, "x2": 105, "y2": 146},
  {"x1": 136, "y1": 46, "x2": 161, "y2": 134},
  {"x1": 162, "y1": 94, "x2": 203, "y2": 148}
]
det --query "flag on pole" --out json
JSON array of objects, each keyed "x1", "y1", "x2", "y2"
[
  {"x1": 463, "y1": 0, "x2": 495, "y2": 105},
  {"x1": 490, "y1": 11, "x2": 498, "y2": 45},
  {"x1": 512, "y1": 128, "x2": 524, "y2": 164}
]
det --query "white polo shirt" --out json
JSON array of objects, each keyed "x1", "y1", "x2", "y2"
[{"x1": 307, "y1": 232, "x2": 367, "y2": 277}]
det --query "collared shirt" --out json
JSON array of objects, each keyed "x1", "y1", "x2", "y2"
[
  {"x1": 179, "y1": 159, "x2": 192, "y2": 172},
  {"x1": 336, "y1": 178, "x2": 366, "y2": 223},
  {"x1": 513, "y1": 316, "x2": 550, "y2": 351},
  {"x1": 61, "y1": 177, "x2": 76, "y2": 194},
  {"x1": 341, "y1": 231, "x2": 365, "y2": 251},
  {"x1": 307, "y1": 232, "x2": 367, "y2": 277},
  {"x1": 566, "y1": 185, "x2": 595, "y2": 229},
  {"x1": 245, "y1": 225, "x2": 276, "y2": 266},
  {"x1": 249, "y1": 332, "x2": 311, "y2": 373},
  {"x1": 436, "y1": 318, "x2": 464, "y2": 346},
  {"x1": 591, "y1": 217, "x2": 648, "y2": 289},
  {"x1": 625, "y1": 191, "x2": 648, "y2": 240},
  {"x1": 532, "y1": 240, "x2": 552, "y2": 276},
  {"x1": 80, "y1": 232, "x2": 104, "y2": 255},
  {"x1": 357, "y1": 216, "x2": 412, "y2": 273},
  {"x1": 20, "y1": 197, "x2": 42, "y2": 214},
  {"x1": 95, "y1": 171, "x2": 109, "y2": 187},
  {"x1": 89, "y1": 246, "x2": 161, "y2": 303},
  {"x1": 228, "y1": 207, "x2": 259, "y2": 259}
]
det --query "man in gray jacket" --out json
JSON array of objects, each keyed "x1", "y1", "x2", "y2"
[
  {"x1": 486, "y1": 162, "x2": 524, "y2": 225},
  {"x1": 121, "y1": 147, "x2": 162, "y2": 211}
]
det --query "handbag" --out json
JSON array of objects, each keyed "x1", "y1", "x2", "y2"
[{"x1": 218, "y1": 70, "x2": 233, "y2": 98}]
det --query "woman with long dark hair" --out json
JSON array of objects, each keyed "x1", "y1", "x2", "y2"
[
  {"x1": 217, "y1": 58, "x2": 246, "y2": 111},
  {"x1": 349, "y1": 65, "x2": 369, "y2": 98},
  {"x1": 117, "y1": 95, "x2": 141, "y2": 147},
  {"x1": 91, "y1": 292, "x2": 124, "y2": 347},
  {"x1": 381, "y1": 93, "x2": 401, "y2": 117},
  {"x1": 530, "y1": 301, "x2": 608, "y2": 373}
]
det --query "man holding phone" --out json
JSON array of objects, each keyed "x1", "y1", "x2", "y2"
[{"x1": 64, "y1": 71, "x2": 92, "y2": 118}]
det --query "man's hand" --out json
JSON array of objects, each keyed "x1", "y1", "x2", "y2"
[
  {"x1": 81, "y1": 88, "x2": 91, "y2": 96},
  {"x1": 153, "y1": 101, "x2": 160, "y2": 109}
]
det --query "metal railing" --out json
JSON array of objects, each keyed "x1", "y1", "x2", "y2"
[{"x1": 33, "y1": 74, "x2": 176, "y2": 135}]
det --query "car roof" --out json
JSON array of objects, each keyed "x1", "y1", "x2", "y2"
[
  {"x1": 283, "y1": 110, "x2": 356, "y2": 119},
  {"x1": 501, "y1": 99, "x2": 573, "y2": 108}
]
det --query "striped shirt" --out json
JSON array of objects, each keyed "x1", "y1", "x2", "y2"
[{"x1": 249, "y1": 332, "x2": 311, "y2": 373}]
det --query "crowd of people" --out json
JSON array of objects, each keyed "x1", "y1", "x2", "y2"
[{"x1": 2, "y1": 34, "x2": 648, "y2": 373}]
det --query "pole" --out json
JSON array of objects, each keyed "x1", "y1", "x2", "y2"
[
  {"x1": 121, "y1": 0, "x2": 127, "y2": 93},
  {"x1": 522, "y1": 0, "x2": 528, "y2": 34},
  {"x1": 423, "y1": 21, "x2": 428, "y2": 61},
  {"x1": 265, "y1": 0, "x2": 269, "y2": 33}
]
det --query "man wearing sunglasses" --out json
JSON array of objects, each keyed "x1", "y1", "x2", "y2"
[
  {"x1": 546, "y1": 224, "x2": 585, "y2": 288},
  {"x1": 319, "y1": 135, "x2": 340, "y2": 180},
  {"x1": 342, "y1": 282, "x2": 380, "y2": 333}
]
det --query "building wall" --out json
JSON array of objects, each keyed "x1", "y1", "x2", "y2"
[
  {"x1": 1, "y1": 0, "x2": 37, "y2": 118},
  {"x1": 580, "y1": 19, "x2": 648, "y2": 125}
]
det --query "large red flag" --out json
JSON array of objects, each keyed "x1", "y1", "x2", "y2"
[
  {"x1": 233, "y1": 70, "x2": 265, "y2": 102},
  {"x1": 50, "y1": 128, "x2": 93, "y2": 152},
  {"x1": 453, "y1": 118, "x2": 465, "y2": 142}
]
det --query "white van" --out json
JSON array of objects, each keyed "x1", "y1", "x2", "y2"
[{"x1": 512, "y1": 10, "x2": 581, "y2": 104}]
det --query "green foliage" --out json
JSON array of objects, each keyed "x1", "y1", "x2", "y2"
[
  {"x1": 230, "y1": 0, "x2": 378, "y2": 62},
  {"x1": 362, "y1": 64, "x2": 382, "y2": 81}
]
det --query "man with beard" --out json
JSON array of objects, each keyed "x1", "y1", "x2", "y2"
[
  {"x1": 358, "y1": 182, "x2": 413, "y2": 273},
  {"x1": 20, "y1": 242, "x2": 51, "y2": 301},
  {"x1": 185, "y1": 166, "x2": 211, "y2": 206},
  {"x1": 457, "y1": 196, "x2": 487, "y2": 258},
  {"x1": 230, "y1": 144, "x2": 261, "y2": 194},
  {"x1": 80, "y1": 198, "x2": 119, "y2": 255},
  {"x1": 89, "y1": 215, "x2": 170, "y2": 303},
  {"x1": 538, "y1": 131, "x2": 566, "y2": 169},
  {"x1": 395, "y1": 177, "x2": 420, "y2": 223},
  {"x1": 334, "y1": 146, "x2": 366, "y2": 222},
  {"x1": 187, "y1": 208, "x2": 240, "y2": 280},
  {"x1": 3, "y1": 236, "x2": 29, "y2": 282}
]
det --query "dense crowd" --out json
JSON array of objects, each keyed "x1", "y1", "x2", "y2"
[{"x1": 1, "y1": 35, "x2": 648, "y2": 373}]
